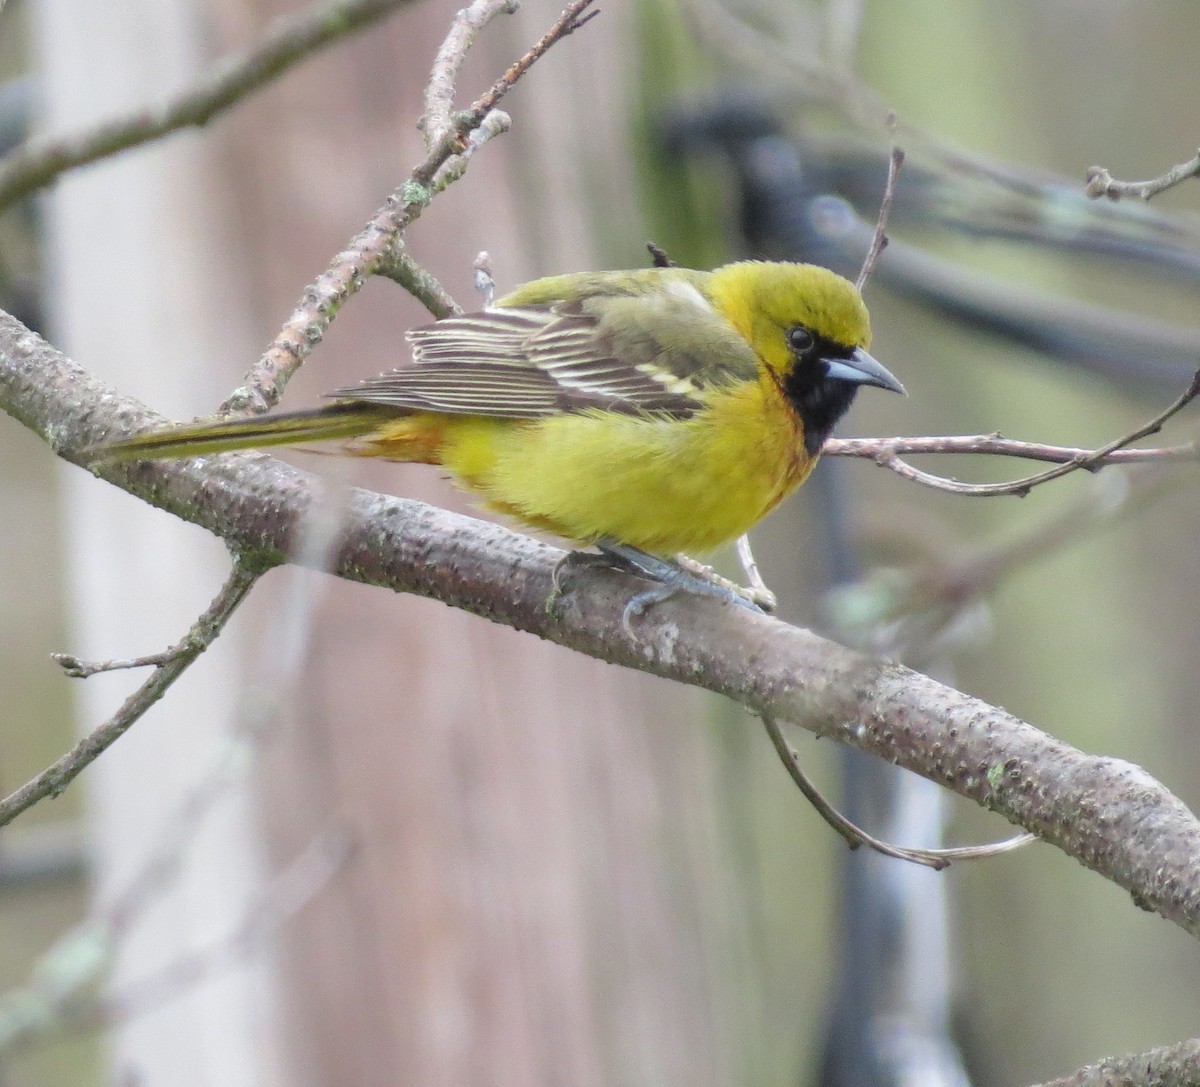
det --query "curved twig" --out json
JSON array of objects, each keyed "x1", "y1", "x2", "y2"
[
  {"x1": 827, "y1": 369, "x2": 1200, "y2": 496},
  {"x1": 762, "y1": 713, "x2": 1034, "y2": 869},
  {"x1": 1087, "y1": 152, "x2": 1200, "y2": 202}
]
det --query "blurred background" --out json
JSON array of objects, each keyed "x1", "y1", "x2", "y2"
[{"x1": 1, "y1": 1, "x2": 1199, "y2": 1085}]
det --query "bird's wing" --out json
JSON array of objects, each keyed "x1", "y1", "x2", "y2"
[{"x1": 328, "y1": 290, "x2": 759, "y2": 420}]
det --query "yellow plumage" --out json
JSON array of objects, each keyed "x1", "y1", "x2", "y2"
[
  {"x1": 374, "y1": 380, "x2": 805, "y2": 554},
  {"x1": 93, "y1": 261, "x2": 903, "y2": 560}
]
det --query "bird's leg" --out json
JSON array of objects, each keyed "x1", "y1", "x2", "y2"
[{"x1": 594, "y1": 541, "x2": 767, "y2": 634}]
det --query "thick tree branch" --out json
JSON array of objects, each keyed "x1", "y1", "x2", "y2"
[
  {"x1": 4, "y1": 310, "x2": 1200, "y2": 941},
  {"x1": 1033, "y1": 1037, "x2": 1200, "y2": 1087}
]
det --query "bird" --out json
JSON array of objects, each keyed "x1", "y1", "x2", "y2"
[{"x1": 92, "y1": 260, "x2": 904, "y2": 622}]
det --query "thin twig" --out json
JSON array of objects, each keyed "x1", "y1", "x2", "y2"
[
  {"x1": 437, "y1": 0, "x2": 600, "y2": 156},
  {"x1": 52, "y1": 651, "x2": 173, "y2": 678},
  {"x1": 0, "y1": 0, "x2": 416, "y2": 213},
  {"x1": 0, "y1": 557, "x2": 268, "y2": 830},
  {"x1": 221, "y1": 0, "x2": 599, "y2": 417},
  {"x1": 0, "y1": 550, "x2": 346, "y2": 1053},
  {"x1": 856, "y1": 139, "x2": 903, "y2": 290},
  {"x1": 646, "y1": 241, "x2": 675, "y2": 268},
  {"x1": 422, "y1": 0, "x2": 519, "y2": 146},
  {"x1": 375, "y1": 242, "x2": 461, "y2": 318},
  {"x1": 12, "y1": 0, "x2": 598, "y2": 829},
  {"x1": 428, "y1": 108, "x2": 512, "y2": 194},
  {"x1": 825, "y1": 433, "x2": 1198, "y2": 466},
  {"x1": 670, "y1": 552, "x2": 776, "y2": 612},
  {"x1": 833, "y1": 370, "x2": 1200, "y2": 497},
  {"x1": 1086, "y1": 151, "x2": 1200, "y2": 202},
  {"x1": 735, "y1": 535, "x2": 777, "y2": 612},
  {"x1": 761, "y1": 713, "x2": 1033, "y2": 868}
]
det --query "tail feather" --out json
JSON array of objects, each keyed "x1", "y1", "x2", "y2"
[{"x1": 90, "y1": 402, "x2": 394, "y2": 463}]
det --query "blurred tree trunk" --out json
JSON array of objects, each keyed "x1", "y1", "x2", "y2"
[
  {"x1": 36, "y1": 2, "x2": 287, "y2": 1085},
  {"x1": 208, "y1": 1, "x2": 739, "y2": 1084},
  {"x1": 37, "y1": 0, "x2": 762, "y2": 1078}
]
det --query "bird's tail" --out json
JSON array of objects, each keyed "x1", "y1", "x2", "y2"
[{"x1": 89, "y1": 402, "x2": 396, "y2": 463}]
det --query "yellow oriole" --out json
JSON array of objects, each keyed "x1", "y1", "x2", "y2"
[{"x1": 94, "y1": 261, "x2": 902, "y2": 610}]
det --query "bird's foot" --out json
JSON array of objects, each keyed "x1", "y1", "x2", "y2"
[{"x1": 594, "y1": 542, "x2": 767, "y2": 635}]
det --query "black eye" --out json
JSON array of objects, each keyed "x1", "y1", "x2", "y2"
[{"x1": 787, "y1": 326, "x2": 815, "y2": 354}]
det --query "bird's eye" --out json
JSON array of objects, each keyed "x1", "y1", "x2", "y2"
[{"x1": 787, "y1": 327, "x2": 815, "y2": 354}]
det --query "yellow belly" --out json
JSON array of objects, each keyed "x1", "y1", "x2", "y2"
[{"x1": 368, "y1": 380, "x2": 812, "y2": 556}]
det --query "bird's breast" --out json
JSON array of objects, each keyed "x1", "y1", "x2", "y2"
[{"x1": 432, "y1": 379, "x2": 815, "y2": 556}]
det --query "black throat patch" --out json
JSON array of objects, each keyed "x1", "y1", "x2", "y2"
[{"x1": 782, "y1": 335, "x2": 864, "y2": 457}]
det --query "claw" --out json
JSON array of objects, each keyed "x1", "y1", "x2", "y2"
[
  {"x1": 621, "y1": 584, "x2": 679, "y2": 636},
  {"x1": 549, "y1": 541, "x2": 769, "y2": 631},
  {"x1": 597, "y1": 540, "x2": 766, "y2": 632}
]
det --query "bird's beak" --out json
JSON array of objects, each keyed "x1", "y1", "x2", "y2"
[{"x1": 824, "y1": 347, "x2": 906, "y2": 395}]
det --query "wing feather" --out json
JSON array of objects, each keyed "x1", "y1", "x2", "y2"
[{"x1": 329, "y1": 283, "x2": 756, "y2": 420}]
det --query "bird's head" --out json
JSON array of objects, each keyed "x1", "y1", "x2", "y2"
[{"x1": 710, "y1": 261, "x2": 904, "y2": 455}]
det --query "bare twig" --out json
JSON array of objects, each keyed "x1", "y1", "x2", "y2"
[
  {"x1": 0, "y1": 557, "x2": 267, "y2": 830},
  {"x1": 52, "y1": 650, "x2": 174, "y2": 678},
  {"x1": 0, "y1": 0, "x2": 417, "y2": 213},
  {"x1": 221, "y1": 0, "x2": 599, "y2": 418},
  {"x1": 437, "y1": 0, "x2": 600, "y2": 153},
  {"x1": 856, "y1": 139, "x2": 903, "y2": 290},
  {"x1": 5, "y1": 0, "x2": 599, "y2": 832},
  {"x1": 0, "y1": 549, "x2": 348, "y2": 1054},
  {"x1": 1086, "y1": 151, "x2": 1200, "y2": 202},
  {"x1": 428, "y1": 108, "x2": 512, "y2": 193},
  {"x1": 375, "y1": 242, "x2": 460, "y2": 318},
  {"x1": 830, "y1": 370, "x2": 1200, "y2": 496},
  {"x1": 422, "y1": 0, "x2": 520, "y2": 146},
  {"x1": 735, "y1": 534, "x2": 777, "y2": 611},
  {"x1": 670, "y1": 552, "x2": 776, "y2": 612},
  {"x1": 646, "y1": 241, "x2": 675, "y2": 268},
  {"x1": 825, "y1": 433, "x2": 1198, "y2": 467},
  {"x1": 762, "y1": 714, "x2": 1034, "y2": 868}
]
